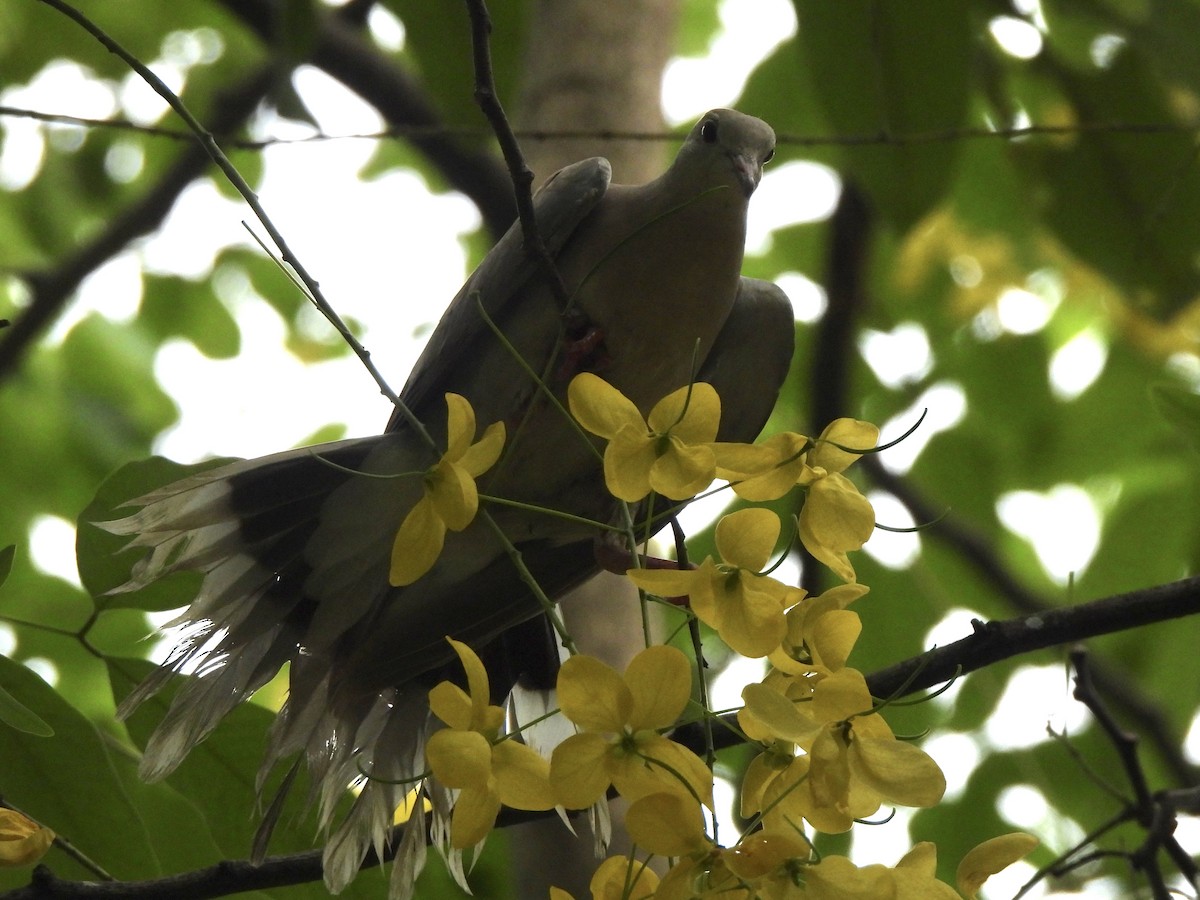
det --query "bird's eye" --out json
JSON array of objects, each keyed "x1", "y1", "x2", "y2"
[
  {"x1": 763, "y1": 148, "x2": 775, "y2": 164},
  {"x1": 700, "y1": 118, "x2": 719, "y2": 143}
]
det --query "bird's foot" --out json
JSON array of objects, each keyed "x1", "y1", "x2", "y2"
[{"x1": 557, "y1": 317, "x2": 611, "y2": 381}]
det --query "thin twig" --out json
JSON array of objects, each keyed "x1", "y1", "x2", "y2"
[
  {"x1": 461, "y1": 0, "x2": 572, "y2": 312},
  {"x1": 4, "y1": 103, "x2": 1197, "y2": 150}
]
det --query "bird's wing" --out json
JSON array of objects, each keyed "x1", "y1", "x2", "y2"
[
  {"x1": 390, "y1": 156, "x2": 611, "y2": 427},
  {"x1": 703, "y1": 277, "x2": 795, "y2": 443}
]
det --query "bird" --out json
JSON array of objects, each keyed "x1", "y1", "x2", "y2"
[{"x1": 101, "y1": 108, "x2": 791, "y2": 890}]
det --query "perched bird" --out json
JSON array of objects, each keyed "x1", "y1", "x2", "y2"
[{"x1": 103, "y1": 109, "x2": 791, "y2": 889}]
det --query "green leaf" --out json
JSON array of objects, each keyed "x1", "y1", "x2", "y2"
[
  {"x1": 76, "y1": 456, "x2": 233, "y2": 610},
  {"x1": 141, "y1": 273, "x2": 241, "y2": 360},
  {"x1": 1150, "y1": 381, "x2": 1200, "y2": 453},
  {"x1": 108, "y1": 658, "x2": 381, "y2": 899},
  {"x1": 794, "y1": 0, "x2": 972, "y2": 228},
  {"x1": 0, "y1": 656, "x2": 175, "y2": 885},
  {"x1": 1012, "y1": 50, "x2": 1200, "y2": 317},
  {"x1": 676, "y1": 0, "x2": 722, "y2": 57},
  {"x1": 0, "y1": 544, "x2": 13, "y2": 588},
  {"x1": 0, "y1": 674, "x2": 53, "y2": 737}
]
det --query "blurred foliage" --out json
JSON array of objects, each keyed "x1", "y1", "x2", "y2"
[{"x1": 1, "y1": 0, "x2": 1199, "y2": 897}]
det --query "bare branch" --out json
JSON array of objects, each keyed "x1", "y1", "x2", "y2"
[{"x1": 866, "y1": 456, "x2": 1200, "y2": 788}]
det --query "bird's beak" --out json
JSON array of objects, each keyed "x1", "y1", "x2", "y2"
[{"x1": 731, "y1": 154, "x2": 761, "y2": 197}]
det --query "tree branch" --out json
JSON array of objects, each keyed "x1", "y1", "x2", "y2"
[
  {"x1": 865, "y1": 456, "x2": 1200, "y2": 787},
  {"x1": 675, "y1": 574, "x2": 1200, "y2": 754},
  {"x1": 866, "y1": 575, "x2": 1200, "y2": 697}
]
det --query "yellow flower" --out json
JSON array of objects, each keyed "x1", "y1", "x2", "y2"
[
  {"x1": 768, "y1": 584, "x2": 870, "y2": 676},
  {"x1": 718, "y1": 431, "x2": 811, "y2": 502},
  {"x1": 390, "y1": 393, "x2": 505, "y2": 586},
  {"x1": 786, "y1": 843, "x2": 970, "y2": 900},
  {"x1": 799, "y1": 855, "x2": 896, "y2": 899},
  {"x1": 956, "y1": 833, "x2": 1039, "y2": 899},
  {"x1": 549, "y1": 646, "x2": 713, "y2": 809},
  {"x1": 627, "y1": 508, "x2": 803, "y2": 657},
  {"x1": 797, "y1": 418, "x2": 879, "y2": 582},
  {"x1": 0, "y1": 809, "x2": 53, "y2": 868},
  {"x1": 627, "y1": 794, "x2": 813, "y2": 900},
  {"x1": 625, "y1": 793, "x2": 736, "y2": 900},
  {"x1": 890, "y1": 842, "x2": 962, "y2": 899},
  {"x1": 740, "y1": 668, "x2": 945, "y2": 834},
  {"x1": 425, "y1": 639, "x2": 555, "y2": 848},
  {"x1": 548, "y1": 854, "x2": 661, "y2": 900},
  {"x1": 568, "y1": 373, "x2": 720, "y2": 502}
]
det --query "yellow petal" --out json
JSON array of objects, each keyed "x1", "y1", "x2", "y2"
[
  {"x1": 805, "y1": 855, "x2": 894, "y2": 898},
  {"x1": 725, "y1": 831, "x2": 809, "y2": 881},
  {"x1": 810, "y1": 418, "x2": 879, "y2": 473},
  {"x1": 443, "y1": 392, "x2": 477, "y2": 460},
  {"x1": 446, "y1": 638, "x2": 492, "y2": 727},
  {"x1": 426, "y1": 729, "x2": 493, "y2": 789},
  {"x1": 798, "y1": 504, "x2": 856, "y2": 584},
  {"x1": 625, "y1": 792, "x2": 709, "y2": 857},
  {"x1": 389, "y1": 494, "x2": 446, "y2": 586},
  {"x1": 685, "y1": 561, "x2": 733, "y2": 633},
  {"x1": 557, "y1": 654, "x2": 632, "y2": 732},
  {"x1": 649, "y1": 439, "x2": 716, "y2": 499},
  {"x1": 648, "y1": 382, "x2": 720, "y2": 443},
  {"x1": 626, "y1": 645, "x2": 691, "y2": 731},
  {"x1": 492, "y1": 740, "x2": 556, "y2": 810},
  {"x1": 803, "y1": 473, "x2": 875, "y2": 551},
  {"x1": 550, "y1": 732, "x2": 613, "y2": 809},
  {"x1": 726, "y1": 432, "x2": 811, "y2": 502},
  {"x1": 716, "y1": 507, "x2": 780, "y2": 572},
  {"x1": 428, "y1": 680, "x2": 474, "y2": 731},
  {"x1": 812, "y1": 668, "x2": 873, "y2": 722},
  {"x1": 711, "y1": 574, "x2": 788, "y2": 658},
  {"x1": 711, "y1": 440, "x2": 779, "y2": 479},
  {"x1": 850, "y1": 736, "x2": 946, "y2": 808},
  {"x1": 896, "y1": 841, "x2": 938, "y2": 876},
  {"x1": 626, "y1": 733, "x2": 714, "y2": 808},
  {"x1": 626, "y1": 565, "x2": 703, "y2": 600},
  {"x1": 590, "y1": 855, "x2": 660, "y2": 900},
  {"x1": 569, "y1": 373, "x2": 645, "y2": 440},
  {"x1": 429, "y1": 461, "x2": 478, "y2": 531},
  {"x1": 458, "y1": 420, "x2": 506, "y2": 476},
  {"x1": 603, "y1": 428, "x2": 658, "y2": 502},
  {"x1": 0, "y1": 811, "x2": 53, "y2": 868},
  {"x1": 741, "y1": 683, "x2": 820, "y2": 745},
  {"x1": 808, "y1": 609, "x2": 862, "y2": 671},
  {"x1": 449, "y1": 783, "x2": 501, "y2": 849},
  {"x1": 738, "y1": 752, "x2": 778, "y2": 815},
  {"x1": 956, "y1": 833, "x2": 1039, "y2": 899}
]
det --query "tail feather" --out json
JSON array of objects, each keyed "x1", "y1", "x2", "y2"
[{"x1": 135, "y1": 619, "x2": 296, "y2": 781}]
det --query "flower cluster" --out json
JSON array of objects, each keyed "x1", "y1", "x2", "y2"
[
  {"x1": 390, "y1": 378, "x2": 1036, "y2": 900},
  {"x1": 552, "y1": 792, "x2": 1036, "y2": 900}
]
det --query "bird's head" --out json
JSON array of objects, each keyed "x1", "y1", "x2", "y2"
[{"x1": 674, "y1": 108, "x2": 776, "y2": 198}]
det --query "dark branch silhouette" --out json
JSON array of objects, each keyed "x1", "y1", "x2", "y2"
[{"x1": 866, "y1": 456, "x2": 1200, "y2": 788}]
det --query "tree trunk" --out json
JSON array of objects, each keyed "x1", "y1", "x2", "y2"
[{"x1": 508, "y1": 2, "x2": 678, "y2": 895}]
